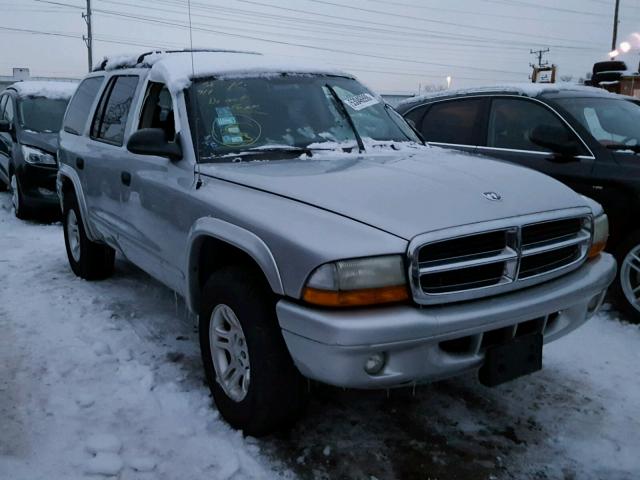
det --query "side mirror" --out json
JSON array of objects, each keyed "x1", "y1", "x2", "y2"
[
  {"x1": 0, "y1": 120, "x2": 11, "y2": 133},
  {"x1": 127, "y1": 128, "x2": 182, "y2": 161},
  {"x1": 529, "y1": 125, "x2": 581, "y2": 161}
]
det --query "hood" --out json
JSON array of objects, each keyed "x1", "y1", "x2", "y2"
[
  {"x1": 200, "y1": 147, "x2": 588, "y2": 240},
  {"x1": 17, "y1": 130, "x2": 59, "y2": 155}
]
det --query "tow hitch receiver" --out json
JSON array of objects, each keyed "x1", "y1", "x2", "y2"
[{"x1": 479, "y1": 333, "x2": 543, "y2": 387}]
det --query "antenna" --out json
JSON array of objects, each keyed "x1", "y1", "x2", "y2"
[{"x1": 187, "y1": 0, "x2": 203, "y2": 189}]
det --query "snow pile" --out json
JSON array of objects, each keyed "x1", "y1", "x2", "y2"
[
  {"x1": 7, "y1": 80, "x2": 78, "y2": 99},
  {"x1": 398, "y1": 82, "x2": 616, "y2": 108}
]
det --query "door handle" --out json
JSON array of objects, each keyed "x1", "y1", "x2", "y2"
[
  {"x1": 76, "y1": 157, "x2": 84, "y2": 170},
  {"x1": 121, "y1": 171, "x2": 131, "y2": 186}
]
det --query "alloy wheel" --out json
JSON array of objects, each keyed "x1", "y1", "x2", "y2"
[
  {"x1": 209, "y1": 304, "x2": 251, "y2": 402},
  {"x1": 66, "y1": 209, "x2": 81, "y2": 263},
  {"x1": 621, "y1": 244, "x2": 640, "y2": 314},
  {"x1": 10, "y1": 175, "x2": 19, "y2": 215}
]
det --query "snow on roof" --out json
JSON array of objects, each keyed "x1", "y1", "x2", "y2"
[
  {"x1": 6, "y1": 80, "x2": 78, "y2": 99},
  {"x1": 397, "y1": 82, "x2": 615, "y2": 108},
  {"x1": 98, "y1": 50, "x2": 354, "y2": 93}
]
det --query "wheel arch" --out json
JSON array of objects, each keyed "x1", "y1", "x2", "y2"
[
  {"x1": 57, "y1": 164, "x2": 98, "y2": 241},
  {"x1": 185, "y1": 217, "x2": 285, "y2": 313}
]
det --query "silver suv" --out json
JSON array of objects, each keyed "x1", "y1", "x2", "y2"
[{"x1": 57, "y1": 50, "x2": 616, "y2": 436}]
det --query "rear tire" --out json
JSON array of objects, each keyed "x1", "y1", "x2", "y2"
[
  {"x1": 63, "y1": 192, "x2": 115, "y2": 280},
  {"x1": 199, "y1": 265, "x2": 307, "y2": 436},
  {"x1": 611, "y1": 231, "x2": 640, "y2": 323}
]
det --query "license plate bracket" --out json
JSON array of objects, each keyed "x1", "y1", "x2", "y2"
[{"x1": 479, "y1": 333, "x2": 543, "y2": 387}]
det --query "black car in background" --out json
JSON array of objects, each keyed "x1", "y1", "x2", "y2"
[
  {"x1": 0, "y1": 81, "x2": 77, "y2": 218},
  {"x1": 397, "y1": 85, "x2": 640, "y2": 321}
]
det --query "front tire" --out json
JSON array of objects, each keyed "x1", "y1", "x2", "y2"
[
  {"x1": 199, "y1": 266, "x2": 307, "y2": 436},
  {"x1": 612, "y1": 231, "x2": 640, "y2": 323},
  {"x1": 63, "y1": 193, "x2": 115, "y2": 280},
  {"x1": 10, "y1": 173, "x2": 29, "y2": 220}
]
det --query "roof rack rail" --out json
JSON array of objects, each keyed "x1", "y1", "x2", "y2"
[{"x1": 93, "y1": 49, "x2": 261, "y2": 72}]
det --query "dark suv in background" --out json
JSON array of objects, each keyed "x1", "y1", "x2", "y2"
[
  {"x1": 0, "y1": 81, "x2": 77, "y2": 218},
  {"x1": 397, "y1": 85, "x2": 640, "y2": 321}
]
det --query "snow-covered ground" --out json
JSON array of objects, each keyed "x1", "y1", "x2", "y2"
[{"x1": 0, "y1": 191, "x2": 638, "y2": 480}]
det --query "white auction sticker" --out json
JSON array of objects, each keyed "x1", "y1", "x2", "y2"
[{"x1": 342, "y1": 93, "x2": 380, "y2": 111}]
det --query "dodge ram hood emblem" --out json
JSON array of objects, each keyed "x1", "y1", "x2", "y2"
[{"x1": 483, "y1": 191, "x2": 502, "y2": 201}]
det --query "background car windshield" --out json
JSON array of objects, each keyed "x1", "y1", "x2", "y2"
[
  {"x1": 191, "y1": 75, "x2": 418, "y2": 161},
  {"x1": 18, "y1": 97, "x2": 69, "y2": 133},
  {"x1": 557, "y1": 97, "x2": 640, "y2": 147}
]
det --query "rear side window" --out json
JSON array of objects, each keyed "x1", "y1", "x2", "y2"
[
  {"x1": 420, "y1": 99, "x2": 484, "y2": 145},
  {"x1": 3, "y1": 96, "x2": 14, "y2": 124},
  {"x1": 91, "y1": 75, "x2": 139, "y2": 146},
  {"x1": 487, "y1": 98, "x2": 575, "y2": 152},
  {"x1": 0, "y1": 95, "x2": 7, "y2": 119},
  {"x1": 63, "y1": 76, "x2": 104, "y2": 135}
]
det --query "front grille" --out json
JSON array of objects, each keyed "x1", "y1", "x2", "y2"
[{"x1": 410, "y1": 212, "x2": 591, "y2": 304}]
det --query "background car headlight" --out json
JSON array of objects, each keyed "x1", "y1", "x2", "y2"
[
  {"x1": 22, "y1": 145, "x2": 56, "y2": 166},
  {"x1": 302, "y1": 255, "x2": 409, "y2": 307},
  {"x1": 589, "y1": 214, "x2": 609, "y2": 259}
]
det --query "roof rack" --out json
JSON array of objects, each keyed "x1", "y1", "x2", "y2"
[{"x1": 93, "y1": 49, "x2": 261, "y2": 72}]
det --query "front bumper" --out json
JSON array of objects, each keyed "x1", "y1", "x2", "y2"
[
  {"x1": 277, "y1": 253, "x2": 616, "y2": 389},
  {"x1": 17, "y1": 163, "x2": 58, "y2": 208}
]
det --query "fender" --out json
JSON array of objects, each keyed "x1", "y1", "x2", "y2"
[
  {"x1": 57, "y1": 163, "x2": 99, "y2": 241},
  {"x1": 185, "y1": 217, "x2": 285, "y2": 313}
]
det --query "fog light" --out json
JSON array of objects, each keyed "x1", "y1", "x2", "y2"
[{"x1": 364, "y1": 352, "x2": 386, "y2": 375}]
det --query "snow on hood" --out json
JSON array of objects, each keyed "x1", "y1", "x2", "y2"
[
  {"x1": 8, "y1": 80, "x2": 78, "y2": 99},
  {"x1": 397, "y1": 82, "x2": 616, "y2": 108},
  {"x1": 200, "y1": 146, "x2": 588, "y2": 240}
]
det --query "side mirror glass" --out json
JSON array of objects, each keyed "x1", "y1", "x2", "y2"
[
  {"x1": 529, "y1": 125, "x2": 581, "y2": 161},
  {"x1": 127, "y1": 128, "x2": 182, "y2": 161},
  {"x1": 0, "y1": 120, "x2": 11, "y2": 133}
]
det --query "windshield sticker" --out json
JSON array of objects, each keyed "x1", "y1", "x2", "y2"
[{"x1": 342, "y1": 93, "x2": 380, "y2": 111}]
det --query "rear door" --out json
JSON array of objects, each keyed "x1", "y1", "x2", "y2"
[
  {"x1": 0, "y1": 94, "x2": 9, "y2": 183},
  {"x1": 478, "y1": 96, "x2": 595, "y2": 196},
  {"x1": 83, "y1": 74, "x2": 141, "y2": 245},
  {"x1": 410, "y1": 97, "x2": 488, "y2": 154},
  {"x1": 0, "y1": 94, "x2": 16, "y2": 183}
]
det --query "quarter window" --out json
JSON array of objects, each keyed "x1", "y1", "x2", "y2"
[
  {"x1": 420, "y1": 99, "x2": 484, "y2": 145},
  {"x1": 488, "y1": 98, "x2": 576, "y2": 152},
  {"x1": 63, "y1": 76, "x2": 104, "y2": 135},
  {"x1": 91, "y1": 75, "x2": 139, "y2": 146}
]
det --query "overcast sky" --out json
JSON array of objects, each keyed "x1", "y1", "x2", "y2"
[{"x1": 1, "y1": 0, "x2": 639, "y2": 92}]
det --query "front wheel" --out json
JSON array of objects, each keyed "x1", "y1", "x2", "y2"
[
  {"x1": 10, "y1": 173, "x2": 29, "y2": 219},
  {"x1": 199, "y1": 266, "x2": 307, "y2": 436},
  {"x1": 63, "y1": 193, "x2": 115, "y2": 280},
  {"x1": 612, "y1": 232, "x2": 640, "y2": 323}
]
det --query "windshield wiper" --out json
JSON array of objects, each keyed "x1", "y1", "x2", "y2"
[
  {"x1": 325, "y1": 84, "x2": 365, "y2": 153},
  {"x1": 605, "y1": 143, "x2": 640, "y2": 153}
]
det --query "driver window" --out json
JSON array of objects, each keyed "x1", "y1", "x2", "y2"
[
  {"x1": 139, "y1": 82, "x2": 175, "y2": 140},
  {"x1": 488, "y1": 98, "x2": 575, "y2": 152}
]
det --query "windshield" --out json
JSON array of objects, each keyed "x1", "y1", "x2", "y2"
[
  {"x1": 18, "y1": 97, "x2": 69, "y2": 133},
  {"x1": 190, "y1": 75, "x2": 421, "y2": 162},
  {"x1": 556, "y1": 97, "x2": 640, "y2": 148}
]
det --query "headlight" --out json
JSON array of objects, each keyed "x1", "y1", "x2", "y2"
[
  {"x1": 22, "y1": 145, "x2": 56, "y2": 166},
  {"x1": 302, "y1": 255, "x2": 409, "y2": 307},
  {"x1": 588, "y1": 214, "x2": 609, "y2": 259}
]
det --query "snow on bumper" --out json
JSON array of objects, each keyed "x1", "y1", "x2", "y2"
[{"x1": 277, "y1": 253, "x2": 616, "y2": 389}]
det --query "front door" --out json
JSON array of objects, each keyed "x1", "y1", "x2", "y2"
[{"x1": 477, "y1": 96, "x2": 595, "y2": 196}]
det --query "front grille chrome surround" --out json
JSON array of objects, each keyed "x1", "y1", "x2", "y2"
[{"x1": 408, "y1": 208, "x2": 593, "y2": 305}]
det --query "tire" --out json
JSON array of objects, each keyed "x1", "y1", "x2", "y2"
[
  {"x1": 611, "y1": 231, "x2": 640, "y2": 323},
  {"x1": 199, "y1": 265, "x2": 307, "y2": 436},
  {"x1": 10, "y1": 173, "x2": 30, "y2": 220},
  {"x1": 592, "y1": 60, "x2": 627, "y2": 75},
  {"x1": 63, "y1": 192, "x2": 115, "y2": 280}
]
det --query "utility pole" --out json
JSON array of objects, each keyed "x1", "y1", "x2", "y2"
[
  {"x1": 612, "y1": 0, "x2": 621, "y2": 52},
  {"x1": 82, "y1": 0, "x2": 93, "y2": 72},
  {"x1": 530, "y1": 48, "x2": 550, "y2": 69}
]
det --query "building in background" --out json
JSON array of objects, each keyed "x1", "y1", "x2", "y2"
[{"x1": 0, "y1": 68, "x2": 78, "y2": 91}]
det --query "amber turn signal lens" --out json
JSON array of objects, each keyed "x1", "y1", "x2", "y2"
[
  {"x1": 588, "y1": 240, "x2": 607, "y2": 259},
  {"x1": 302, "y1": 285, "x2": 410, "y2": 307}
]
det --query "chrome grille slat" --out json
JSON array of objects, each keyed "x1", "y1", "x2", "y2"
[{"x1": 408, "y1": 210, "x2": 592, "y2": 305}]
